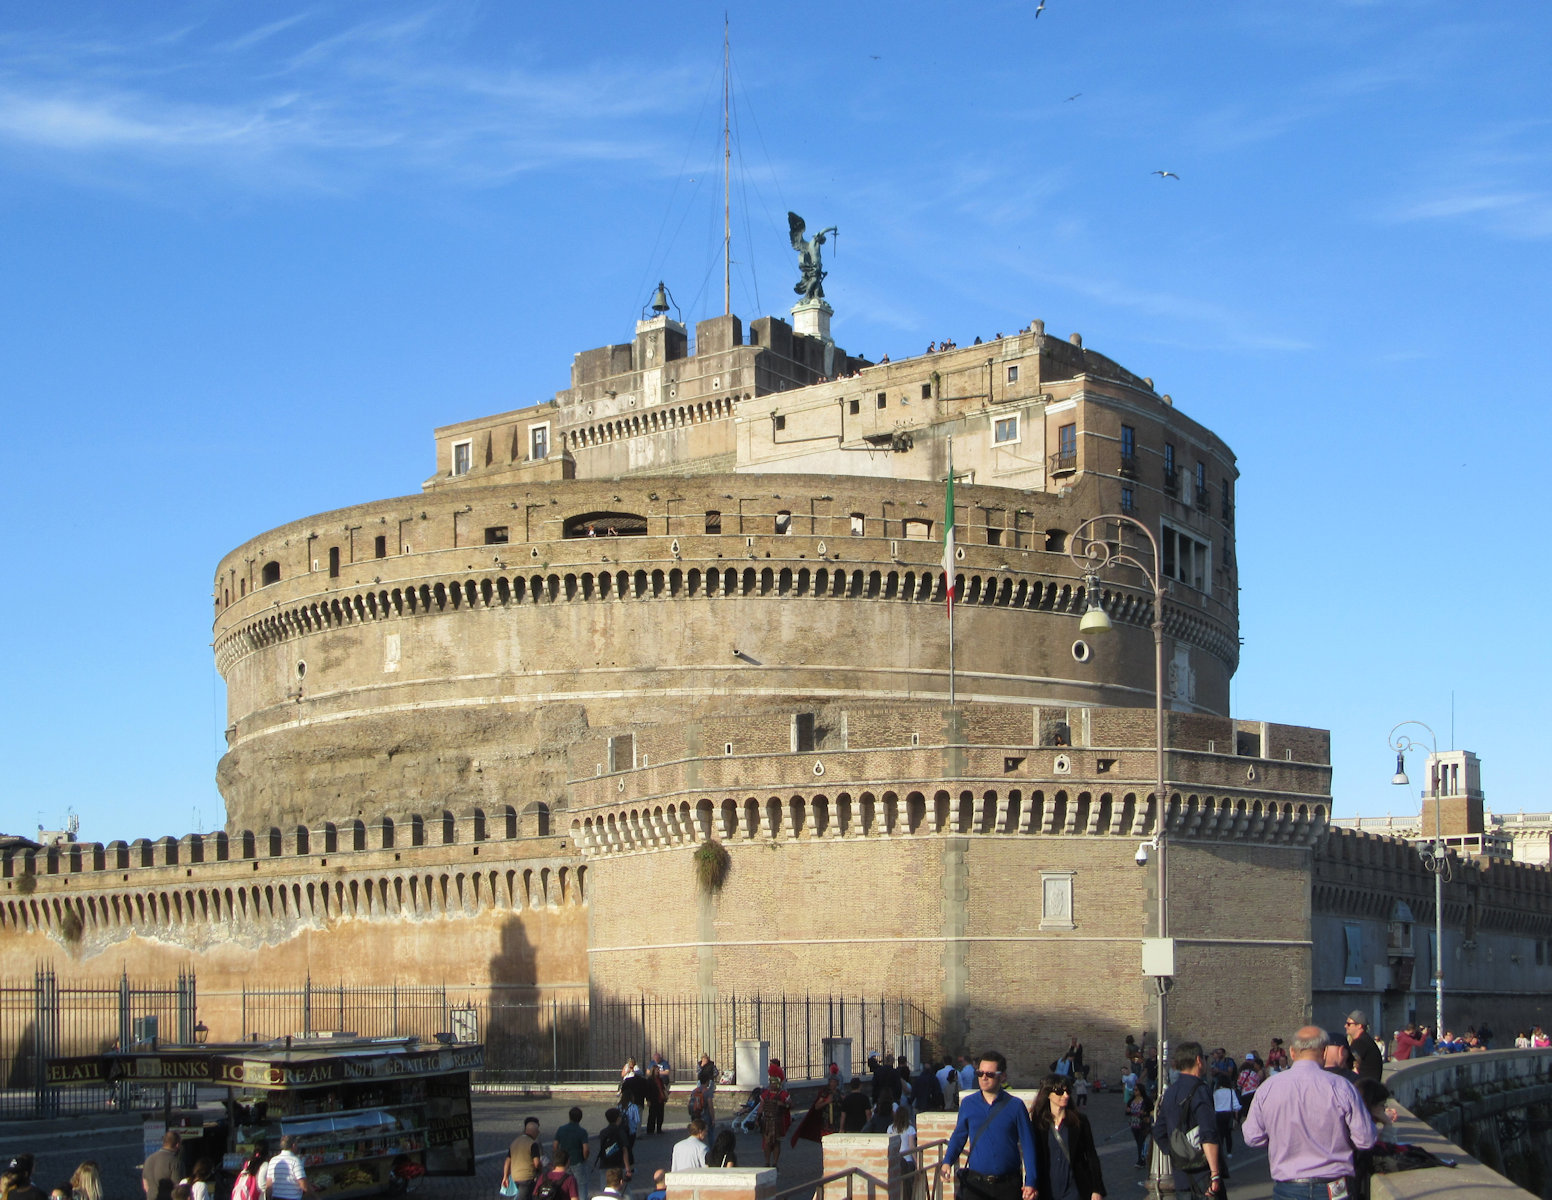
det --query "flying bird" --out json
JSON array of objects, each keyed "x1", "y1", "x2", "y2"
[
  {"x1": 1035, "y1": 0, "x2": 1046, "y2": 15},
  {"x1": 1065, "y1": 93, "x2": 1082, "y2": 102},
  {"x1": 870, "y1": 54, "x2": 880, "y2": 59},
  {"x1": 1151, "y1": 170, "x2": 1180, "y2": 180}
]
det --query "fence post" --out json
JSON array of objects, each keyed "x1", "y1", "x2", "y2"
[
  {"x1": 33, "y1": 965, "x2": 58, "y2": 1117},
  {"x1": 303, "y1": 973, "x2": 312, "y2": 1037},
  {"x1": 118, "y1": 970, "x2": 132, "y2": 1110},
  {"x1": 552, "y1": 998, "x2": 558, "y2": 1080}
]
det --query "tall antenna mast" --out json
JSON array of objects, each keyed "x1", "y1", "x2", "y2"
[{"x1": 723, "y1": 17, "x2": 731, "y2": 316}]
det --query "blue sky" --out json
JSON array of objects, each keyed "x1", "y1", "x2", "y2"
[{"x1": 1, "y1": 1, "x2": 1548, "y2": 842}]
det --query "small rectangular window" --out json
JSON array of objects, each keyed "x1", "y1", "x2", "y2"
[
  {"x1": 1121, "y1": 486, "x2": 1136, "y2": 513},
  {"x1": 530, "y1": 425, "x2": 549, "y2": 460},
  {"x1": 1121, "y1": 425, "x2": 1136, "y2": 457},
  {"x1": 994, "y1": 416, "x2": 1018, "y2": 444},
  {"x1": 920, "y1": 383, "x2": 931, "y2": 400},
  {"x1": 374, "y1": 535, "x2": 387, "y2": 559},
  {"x1": 1057, "y1": 423, "x2": 1076, "y2": 464},
  {"x1": 775, "y1": 511, "x2": 792, "y2": 534},
  {"x1": 793, "y1": 712, "x2": 817, "y2": 752},
  {"x1": 485, "y1": 526, "x2": 509, "y2": 545},
  {"x1": 850, "y1": 513, "x2": 864, "y2": 536},
  {"x1": 1006, "y1": 365, "x2": 1019, "y2": 383},
  {"x1": 452, "y1": 441, "x2": 472, "y2": 476},
  {"x1": 705, "y1": 510, "x2": 722, "y2": 534},
  {"x1": 609, "y1": 734, "x2": 635, "y2": 773},
  {"x1": 877, "y1": 393, "x2": 887, "y2": 409},
  {"x1": 328, "y1": 546, "x2": 340, "y2": 579},
  {"x1": 849, "y1": 398, "x2": 860, "y2": 414},
  {"x1": 773, "y1": 414, "x2": 786, "y2": 431},
  {"x1": 1221, "y1": 479, "x2": 1233, "y2": 522}
]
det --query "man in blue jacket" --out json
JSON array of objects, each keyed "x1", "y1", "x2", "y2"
[{"x1": 939, "y1": 1051, "x2": 1039, "y2": 1200}]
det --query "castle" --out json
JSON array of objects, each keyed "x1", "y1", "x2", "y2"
[{"x1": 6, "y1": 280, "x2": 1552, "y2": 1078}]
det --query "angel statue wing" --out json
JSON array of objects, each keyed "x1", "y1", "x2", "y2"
[{"x1": 788, "y1": 212, "x2": 807, "y2": 253}]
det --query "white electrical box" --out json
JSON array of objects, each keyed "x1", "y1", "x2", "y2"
[{"x1": 1142, "y1": 937, "x2": 1176, "y2": 977}]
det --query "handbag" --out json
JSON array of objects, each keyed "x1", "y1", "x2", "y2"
[
  {"x1": 1166, "y1": 1078, "x2": 1207, "y2": 1173},
  {"x1": 499, "y1": 1182, "x2": 520, "y2": 1198}
]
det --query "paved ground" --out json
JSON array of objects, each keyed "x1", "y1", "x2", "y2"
[{"x1": 0, "y1": 1088, "x2": 1280, "y2": 1200}]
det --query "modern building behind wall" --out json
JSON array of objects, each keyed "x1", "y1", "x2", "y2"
[{"x1": 4, "y1": 273, "x2": 1550, "y2": 1073}]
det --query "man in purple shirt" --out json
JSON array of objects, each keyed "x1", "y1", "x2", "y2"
[{"x1": 1242, "y1": 1025, "x2": 1377, "y2": 1200}]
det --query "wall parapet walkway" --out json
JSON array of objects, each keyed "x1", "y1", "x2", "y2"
[{"x1": 1377, "y1": 1049, "x2": 1552, "y2": 1198}]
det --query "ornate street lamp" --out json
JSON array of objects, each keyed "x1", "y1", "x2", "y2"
[
  {"x1": 1069, "y1": 514, "x2": 1172, "y2": 1198},
  {"x1": 1390, "y1": 721, "x2": 1448, "y2": 1039}
]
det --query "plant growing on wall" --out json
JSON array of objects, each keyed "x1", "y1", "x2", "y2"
[
  {"x1": 60, "y1": 908, "x2": 83, "y2": 944},
  {"x1": 693, "y1": 839, "x2": 730, "y2": 894},
  {"x1": 16, "y1": 873, "x2": 35, "y2": 895}
]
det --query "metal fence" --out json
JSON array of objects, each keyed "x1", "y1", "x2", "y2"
[
  {"x1": 240, "y1": 982, "x2": 939, "y2": 1085},
  {"x1": 0, "y1": 974, "x2": 938, "y2": 1118},
  {"x1": 0, "y1": 966, "x2": 196, "y2": 1117}
]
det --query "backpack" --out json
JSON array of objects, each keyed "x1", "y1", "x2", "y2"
[
  {"x1": 1166, "y1": 1078, "x2": 1207, "y2": 1172},
  {"x1": 533, "y1": 1174, "x2": 566, "y2": 1200},
  {"x1": 688, "y1": 1085, "x2": 707, "y2": 1119}
]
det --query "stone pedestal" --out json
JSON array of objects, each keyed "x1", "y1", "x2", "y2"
[
  {"x1": 823, "y1": 1036, "x2": 853, "y2": 1081},
  {"x1": 735, "y1": 1038, "x2": 770, "y2": 1086},
  {"x1": 791, "y1": 299, "x2": 834, "y2": 343}
]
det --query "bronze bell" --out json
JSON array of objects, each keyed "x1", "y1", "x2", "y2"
[{"x1": 649, "y1": 282, "x2": 670, "y2": 315}]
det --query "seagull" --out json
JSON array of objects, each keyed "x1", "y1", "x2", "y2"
[
  {"x1": 870, "y1": 54, "x2": 880, "y2": 59},
  {"x1": 1151, "y1": 170, "x2": 1181, "y2": 180},
  {"x1": 1035, "y1": 0, "x2": 1046, "y2": 15},
  {"x1": 1065, "y1": 93, "x2": 1082, "y2": 102}
]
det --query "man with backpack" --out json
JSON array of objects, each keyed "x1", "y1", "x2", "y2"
[{"x1": 1150, "y1": 1041, "x2": 1227, "y2": 1198}]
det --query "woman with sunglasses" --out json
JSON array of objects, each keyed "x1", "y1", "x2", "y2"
[{"x1": 1028, "y1": 1074, "x2": 1107, "y2": 1200}]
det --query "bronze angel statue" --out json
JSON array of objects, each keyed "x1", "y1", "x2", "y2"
[{"x1": 788, "y1": 212, "x2": 838, "y2": 303}]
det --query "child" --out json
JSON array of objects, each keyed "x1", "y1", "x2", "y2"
[{"x1": 1073, "y1": 1069, "x2": 1090, "y2": 1109}]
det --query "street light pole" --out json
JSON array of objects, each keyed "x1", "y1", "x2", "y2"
[
  {"x1": 1389, "y1": 721, "x2": 1445, "y2": 1039},
  {"x1": 1070, "y1": 514, "x2": 1171, "y2": 1198}
]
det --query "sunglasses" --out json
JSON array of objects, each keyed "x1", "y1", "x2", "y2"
[
  {"x1": 975, "y1": 1070, "x2": 1001, "y2": 1079},
  {"x1": 1049, "y1": 1086, "x2": 1070, "y2": 1096}
]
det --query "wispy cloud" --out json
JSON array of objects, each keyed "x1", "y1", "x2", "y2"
[
  {"x1": 0, "y1": 7, "x2": 709, "y2": 193},
  {"x1": 1379, "y1": 121, "x2": 1552, "y2": 239}
]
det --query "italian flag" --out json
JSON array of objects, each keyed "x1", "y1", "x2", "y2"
[{"x1": 942, "y1": 444, "x2": 957, "y2": 616}]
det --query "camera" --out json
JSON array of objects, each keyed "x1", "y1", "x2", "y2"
[{"x1": 1135, "y1": 842, "x2": 1151, "y2": 866}]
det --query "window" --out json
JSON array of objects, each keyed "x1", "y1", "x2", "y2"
[
  {"x1": 1007, "y1": 364, "x2": 1019, "y2": 383},
  {"x1": 1160, "y1": 524, "x2": 1211, "y2": 591},
  {"x1": 775, "y1": 510, "x2": 792, "y2": 534},
  {"x1": 1045, "y1": 529, "x2": 1067, "y2": 552},
  {"x1": 850, "y1": 513, "x2": 865, "y2": 536},
  {"x1": 1121, "y1": 425, "x2": 1136, "y2": 458},
  {"x1": 705, "y1": 510, "x2": 722, "y2": 534},
  {"x1": 1195, "y1": 462, "x2": 1209, "y2": 510},
  {"x1": 1057, "y1": 423, "x2": 1077, "y2": 466},
  {"x1": 849, "y1": 398, "x2": 860, "y2": 414},
  {"x1": 484, "y1": 526, "x2": 509, "y2": 545},
  {"x1": 920, "y1": 383, "x2": 932, "y2": 400},
  {"x1": 374, "y1": 535, "x2": 387, "y2": 559},
  {"x1": 608, "y1": 734, "x2": 634, "y2": 773},
  {"x1": 1121, "y1": 486, "x2": 1136, "y2": 513},
  {"x1": 903, "y1": 518, "x2": 932, "y2": 539},
  {"x1": 994, "y1": 416, "x2": 1019, "y2": 444},
  {"x1": 328, "y1": 546, "x2": 340, "y2": 579},
  {"x1": 773, "y1": 414, "x2": 786, "y2": 432},
  {"x1": 261, "y1": 561, "x2": 281, "y2": 586},
  {"x1": 1163, "y1": 442, "x2": 1177, "y2": 493},
  {"x1": 793, "y1": 712, "x2": 817, "y2": 753},
  {"x1": 1343, "y1": 923, "x2": 1365, "y2": 986},
  {"x1": 1221, "y1": 479, "x2": 1233, "y2": 522},
  {"x1": 530, "y1": 425, "x2": 549, "y2": 460},
  {"x1": 877, "y1": 393, "x2": 887, "y2": 409},
  {"x1": 452, "y1": 441, "x2": 472, "y2": 476}
]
